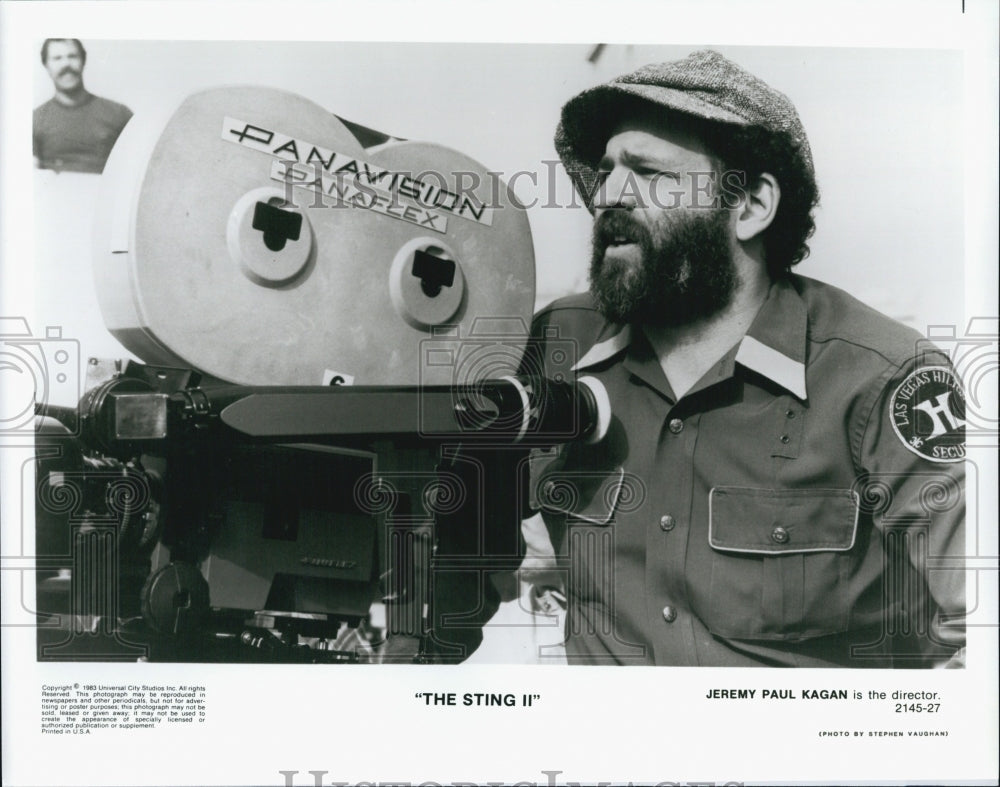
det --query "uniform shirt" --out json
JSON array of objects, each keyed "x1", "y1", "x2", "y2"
[
  {"x1": 33, "y1": 94, "x2": 133, "y2": 174},
  {"x1": 521, "y1": 274, "x2": 966, "y2": 667}
]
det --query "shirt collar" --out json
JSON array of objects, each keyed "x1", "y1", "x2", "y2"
[
  {"x1": 736, "y1": 277, "x2": 808, "y2": 400},
  {"x1": 571, "y1": 323, "x2": 632, "y2": 371},
  {"x1": 571, "y1": 277, "x2": 809, "y2": 401}
]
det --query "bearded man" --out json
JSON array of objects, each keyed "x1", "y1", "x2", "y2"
[{"x1": 497, "y1": 50, "x2": 967, "y2": 667}]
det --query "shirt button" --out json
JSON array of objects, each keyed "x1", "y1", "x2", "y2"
[
  {"x1": 785, "y1": 409, "x2": 796, "y2": 419},
  {"x1": 771, "y1": 526, "x2": 789, "y2": 544},
  {"x1": 659, "y1": 514, "x2": 676, "y2": 531},
  {"x1": 662, "y1": 605, "x2": 677, "y2": 623},
  {"x1": 668, "y1": 418, "x2": 684, "y2": 434},
  {"x1": 779, "y1": 434, "x2": 790, "y2": 444}
]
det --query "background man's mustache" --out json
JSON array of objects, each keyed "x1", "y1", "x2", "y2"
[{"x1": 58, "y1": 68, "x2": 80, "y2": 77}]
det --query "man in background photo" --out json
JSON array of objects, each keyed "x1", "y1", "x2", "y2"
[{"x1": 33, "y1": 38, "x2": 132, "y2": 174}]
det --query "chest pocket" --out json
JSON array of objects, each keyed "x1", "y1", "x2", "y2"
[
  {"x1": 531, "y1": 425, "x2": 636, "y2": 527},
  {"x1": 535, "y1": 466, "x2": 629, "y2": 525},
  {"x1": 704, "y1": 486, "x2": 860, "y2": 641}
]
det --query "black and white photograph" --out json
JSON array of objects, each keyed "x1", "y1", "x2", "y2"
[{"x1": 2, "y1": 2, "x2": 998, "y2": 785}]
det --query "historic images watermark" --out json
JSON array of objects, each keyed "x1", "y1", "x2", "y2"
[
  {"x1": 273, "y1": 159, "x2": 748, "y2": 231},
  {"x1": 277, "y1": 771, "x2": 743, "y2": 787}
]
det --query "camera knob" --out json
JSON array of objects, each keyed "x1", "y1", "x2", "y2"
[
  {"x1": 389, "y1": 237, "x2": 465, "y2": 329},
  {"x1": 227, "y1": 187, "x2": 313, "y2": 287}
]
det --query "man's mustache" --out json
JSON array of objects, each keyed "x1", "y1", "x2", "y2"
[
  {"x1": 593, "y1": 210, "x2": 648, "y2": 248},
  {"x1": 58, "y1": 67, "x2": 80, "y2": 78}
]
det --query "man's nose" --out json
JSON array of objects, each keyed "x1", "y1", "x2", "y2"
[{"x1": 591, "y1": 166, "x2": 639, "y2": 213}]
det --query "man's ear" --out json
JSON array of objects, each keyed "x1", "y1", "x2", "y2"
[{"x1": 735, "y1": 173, "x2": 780, "y2": 243}]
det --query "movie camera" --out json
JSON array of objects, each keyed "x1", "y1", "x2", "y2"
[{"x1": 34, "y1": 87, "x2": 607, "y2": 662}]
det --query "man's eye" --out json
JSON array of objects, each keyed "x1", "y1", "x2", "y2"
[{"x1": 641, "y1": 169, "x2": 680, "y2": 179}]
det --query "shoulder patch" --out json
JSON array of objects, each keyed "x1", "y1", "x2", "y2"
[{"x1": 890, "y1": 366, "x2": 966, "y2": 463}]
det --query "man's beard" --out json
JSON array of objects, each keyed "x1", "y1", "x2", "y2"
[{"x1": 588, "y1": 206, "x2": 738, "y2": 327}]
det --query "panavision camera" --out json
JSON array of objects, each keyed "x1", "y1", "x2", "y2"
[{"x1": 34, "y1": 87, "x2": 608, "y2": 663}]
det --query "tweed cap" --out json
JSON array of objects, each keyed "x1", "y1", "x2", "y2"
[{"x1": 555, "y1": 49, "x2": 813, "y2": 207}]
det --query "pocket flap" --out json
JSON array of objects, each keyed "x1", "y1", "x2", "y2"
[
  {"x1": 709, "y1": 487, "x2": 859, "y2": 553},
  {"x1": 536, "y1": 467, "x2": 626, "y2": 526}
]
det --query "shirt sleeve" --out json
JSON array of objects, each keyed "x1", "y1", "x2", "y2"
[
  {"x1": 32, "y1": 108, "x2": 42, "y2": 160},
  {"x1": 117, "y1": 103, "x2": 134, "y2": 129},
  {"x1": 856, "y1": 352, "x2": 967, "y2": 666}
]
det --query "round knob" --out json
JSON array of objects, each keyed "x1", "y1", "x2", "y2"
[
  {"x1": 389, "y1": 237, "x2": 465, "y2": 329},
  {"x1": 227, "y1": 187, "x2": 313, "y2": 287}
]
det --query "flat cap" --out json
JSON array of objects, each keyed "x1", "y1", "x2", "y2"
[{"x1": 555, "y1": 49, "x2": 813, "y2": 205}]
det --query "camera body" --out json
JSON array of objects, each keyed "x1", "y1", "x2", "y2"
[{"x1": 33, "y1": 86, "x2": 604, "y2": 663}]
